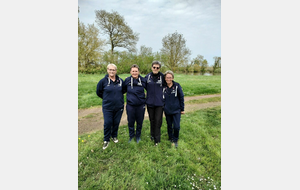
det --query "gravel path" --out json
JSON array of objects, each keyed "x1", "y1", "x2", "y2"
[{"x1": 78, "y1": 94, "x2": 221, "y2": 135}]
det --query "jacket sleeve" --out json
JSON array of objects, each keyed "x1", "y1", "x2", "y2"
[
  {"x1": 142, "y1": 77, "x2": 147, "y2": 90},
  {"x1": 144, "y1": 74, "x2": 149, "y2": 90},
  {"x1": 122, "y1": 77, "x2": 128, "y2": 94},
  {"x1": 96, "y1": 79, "x2": 104, "y2": 99},
  {"x1": 161, "y1": 73, "x2": 167, "y2": 87},
  {"x1": 178, "y1": 83, "x2": 184, "y2": 111}
]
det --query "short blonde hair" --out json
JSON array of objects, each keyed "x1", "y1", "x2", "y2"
[
  {"x1": 164, "y1": 70, "x2": 174, "y2": 78},
  {"x1": 107, "y1": 63, "x2": 117, "y2": 70}
]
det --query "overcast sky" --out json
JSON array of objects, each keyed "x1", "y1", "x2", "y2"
[{"x1": 78, "y1": 0, "x2": 221, "y2": 66}]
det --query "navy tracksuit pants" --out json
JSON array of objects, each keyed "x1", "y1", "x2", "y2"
[
  {"x1": 126, "y1": 104, "x2": 145, "y2": 139},
  {"x1": 102, "y1": 108, "x2": 124, "y2": 141},
  {"x1": 165, "y1": 112, "x2": 181, "y2": 143}
]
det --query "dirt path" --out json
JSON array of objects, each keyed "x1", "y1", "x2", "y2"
[{"x1": 78, "y1": 94, "x2": 221, "y2": 135}]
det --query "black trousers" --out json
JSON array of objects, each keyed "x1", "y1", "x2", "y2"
[{"x1": 147, "y1": 106, "x2": 163, "y2": 143}]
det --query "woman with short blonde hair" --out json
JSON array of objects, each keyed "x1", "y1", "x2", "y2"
[{"x1": 96, "y1": 63, "x2": 125, "y2": 150}]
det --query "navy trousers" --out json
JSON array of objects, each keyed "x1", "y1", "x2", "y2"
[
  {"x1": 102, "y1": 108, "x2": 124, "y2": 141},
  {"x1": 126, "y1": 104, "x2": 145, "y2": 139},
  {"x1": 147, "y1": 106, "x2": 163, "y2": 143},
  {"x1": 165, "y1": 112, "x2": 181, "y2": 142}
]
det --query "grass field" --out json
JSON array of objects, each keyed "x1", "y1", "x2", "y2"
[
  {"x1": 78, "y1": 106, "x2": 221, "y2": 190},
  {"x1": 78, "y1": 73, "x2": 221, "y2": 109}
]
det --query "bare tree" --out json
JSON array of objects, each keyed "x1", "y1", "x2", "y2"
[
  {"x1": 95, "y1": 10, "x2": 139, "y2": 54},
  {"x1": 161, "y1": 31, "x2": 191, "y2": 71}
]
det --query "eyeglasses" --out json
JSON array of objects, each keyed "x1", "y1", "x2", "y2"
[{"x1": 152, "y1": 66, "x2": 160, "y2": 69}]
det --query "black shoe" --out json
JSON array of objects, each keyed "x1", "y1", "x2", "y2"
[
  {"x1": 151, "y1": 136, "x2": 154, "y2": 141},
  {"x1": 174, "y1": 141, "x2": 178, "y2": 148},
  {"x1": 128, "y1": 137, "x2": 133, "y2": 143}
]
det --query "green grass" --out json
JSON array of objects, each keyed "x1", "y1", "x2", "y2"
[
  {"x1": 78, "y1": 73, "x2": 221, "y2": 109},
  {"x1": 186, "y1": 97, "x2": 221, "y2": 104},
  {"x1": 78, "y1": 106, "x2": 221, "y2": 190}
]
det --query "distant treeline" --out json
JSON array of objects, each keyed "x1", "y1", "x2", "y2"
[{"x1": 78, "y1": 63, "x2": 221, "y2": 75}]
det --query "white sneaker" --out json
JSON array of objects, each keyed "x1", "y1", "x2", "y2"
[
  {"x1": 103, "y1": 141, "x2": 109, "y2": 150},
  {"x1": 112, "y1": 137, "x2": 118, "y2": 143}
]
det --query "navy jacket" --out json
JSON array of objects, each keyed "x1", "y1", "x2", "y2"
[
  {"x1": 123, "y1": 75, "x2": 147, "y2": 106},
  {"x1": 145, "y1": 72, "x2": 166, "y2": 107},
  {"x1": 96, "y1": 74, "x2": 125, "y2": 111},
  {"x1": 163, "y1": 81, "x2": 184, "y2": 115}
]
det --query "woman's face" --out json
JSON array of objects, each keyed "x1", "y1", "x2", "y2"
[
  {"x1": 151, "y1": 64, "x2": 160, "y2": 74},
  {"x1": 165, "y1": 73, "x2": 173, "y2": 85},
  {"x1": 130, "y1": 67, "x2": 139, "y2": 79},
  {"x1": 107, "y1": 66, "x2": 117, "y2": 77}
]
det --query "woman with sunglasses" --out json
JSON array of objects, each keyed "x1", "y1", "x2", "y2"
[
  {"x1": 96, "y1": 64, "x2": 126, "y2": 150},
  {"x1": 145, "y1": 61, "x2": 166, "y2": 146}
]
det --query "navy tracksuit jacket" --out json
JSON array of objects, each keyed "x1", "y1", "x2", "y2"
[
  {"x1": 145, "y1": 72, "x2": 165, "y2": 107},
  {"x1": 163, "y1": 81, "x2": 184, "y2": 143},
  {"x1": 123, "y1": 75, "x2": 147, "y2": 139},
  {"x1": 96, "y1": 74, "x2": 125, "y2": 141}
]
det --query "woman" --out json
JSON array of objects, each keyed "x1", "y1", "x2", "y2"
[
  {"x1": 123, "y1": 64, "x2": 147, "y2": 143},
  {"x1": 96, "y1": 64, "x2": 125, "y2": 150},
  {"x1": 163, "y1": 70, "x2": 184, "y2": 148},
  {"x1": 145, "y1": 61, "x2": 166, "y2": 146}
]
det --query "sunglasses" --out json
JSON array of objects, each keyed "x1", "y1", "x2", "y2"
[{"x1": 152, "y1": 66, "x2": 160, "y2": 69}]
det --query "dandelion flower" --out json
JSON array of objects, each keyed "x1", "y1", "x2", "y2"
[
  {"x1": 88, "y1": 135, "x2": 90, "y2": 137},
  {"x1": 82, "y1": 140, "x2": 84, "y2": 142},
  {"x1": 79, "y1": 138, "x2": 81, "y2": 140}
]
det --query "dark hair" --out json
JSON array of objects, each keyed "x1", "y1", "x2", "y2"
[
  {"x1": 151, "y1": 61, "x2": 161, "y2": 68},
  {"x1": 130, "y1": 64, "x2": 139, "y2": 71}
]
